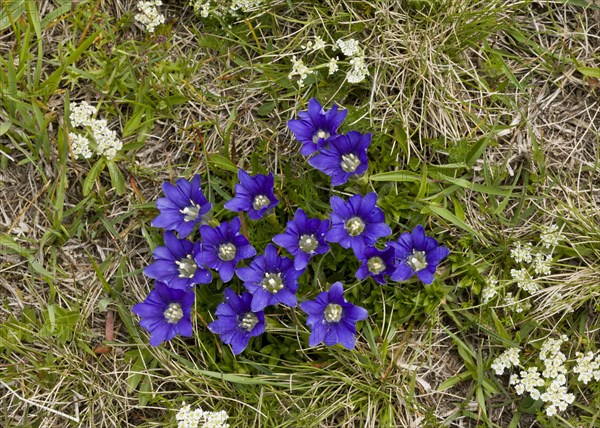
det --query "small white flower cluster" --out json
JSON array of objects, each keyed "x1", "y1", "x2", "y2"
[
  {"x1": 510, "y1": 268, "x2": 538, "y2": 293},
  {"x1": 190, "y1": 0, "x2": 263, "y2": 19},
  {"x1": 69, "y1": 102, "x2": 123, "y2": 160},
  {"x1": 540, "y1": 224, "x2": 563, "y2": 248},
  {"x1": 69, "y1": 101, "x2": 97, "y2": 127},
  {"x1": 481, "y1": 277, "x2": 498, "y2": 304},
  {"x1": 497, "y1": 336, "x2": 576, "y2": 417},
  {"x1": 71, "y1": 134, "x2": 93, "y2": 159},
  {"x1": 288, "y1": 56, "x2": 313, "y2": 87},
  {"x1": 285, "y1": 35, "x2": 368, "y2": 86},
  {"x1": 510, "y1": 242, "x2": 533, "y2": 264},
  {"x1": 302, "y1": 36, "x2": 326, "y2": 52},
  {"x1": 491, "y1": 347, "x2": 520, "y2": 375},
  {"x1": 335, "y1": 38, "x2": 368, "y2": 83},
  {"x1": 573, "y1": 351, "x2": 600, "y2": 384},
  {"x1": 176, "y1": 403, "x2": 229, "y2": 428},
  {"x1": 503, "y1": 292, "x2": 530, "y2": 313},
  {"x1": 510, "y1": 366, "x2": 545, "y2": 399},
  {"x1": 134, "y1": 0, "x2": 165, "y2": 33},
  {"x1": 336, "y1": 38, "x2": 361, "y2": 57},
  {"x1": 533, "y1": 253, "x2": 552, "y2": 276}
]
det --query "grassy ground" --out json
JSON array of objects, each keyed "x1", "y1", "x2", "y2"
[{"x1": 1, "y1": 0, "x2": 600, "y2": 426}]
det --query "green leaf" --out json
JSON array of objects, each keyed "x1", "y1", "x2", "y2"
[
  {"x1": 83, "y1": 158, "x2": 106, "y2": 196},
  {"x1": 0, "y1": 122, "x2": 11, "y2": 136},
  {"x1": 257, "y1": 101, "x2": 275, "y2": 116},
  {"x1": 370, "y1": 170, "x2": 421, "y2": 183},
  {"x1": 437, "y1": 371, "x2": 471, "y2": 391},
  {"x1": 577, "y1": 66, "x2": 600, "y2": 78},
  {"x1": 0, "y1": 0, "x2": 25, "y2": 32},
  {"x1": 106, "y1": 160, "x2": 125, "y2": 195},
  {"x1": 426, "y1": 204, "x2": 484, "y2": 239},
  {"x1": 208, "y1": 153, "x2": 238, "y2": 173}
]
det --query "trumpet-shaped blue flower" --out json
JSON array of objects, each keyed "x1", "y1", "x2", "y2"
[
  {"x1": 132, "y1": 281, "x2": 195, "y2": 346},
  {"x1": 287, "y1": 98, "x2": 348, "y2": 156},
  {"x1": 144, "y1": 231, "x2": 212, "y2": 289},
  {"x1": 355, "y1": 245, "x2": 396, "y2": 285},
  {"x1": 151, "y1": 175, "x2": 212, "y2": 238},
  {"x1": 300, "y1": 282, "x2": 368, "y2": 349},
  {"x1": 196, "y1": 217, "x2": 256, "y2": 282},
  {"x1": 236, "y1": 244, "x2": 303, "y2": 312},
  {"x1": 308, "y1": 131, "x2": 371, "y2": 186},
  {"x1": 208, "y1": 288, "x2": 265, "y2": 355},
  {"x1": 325, "y1": 192, "x2": 392, "y2": 258},
  {"x1": 272, "y1": 208, "x2": 330, "y2": 270},
  {"x1": 224, "y1": 170, "x2": 279, "y2": 220},
  {"x1": 388, "y1": 224, "x2": 450, "y2": 284}
]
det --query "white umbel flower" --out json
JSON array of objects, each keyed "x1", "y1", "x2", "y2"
[
  {"x1": 175, "y1": 403, "x2": 229, "y2": 428},
  {"x1": 540, "y1": 224, "x2": 563, "y2": 248},
  {"x1": 69, "y1": 102, "x2": 97, "y2": 127},
  {"x1": 135, "y1": 0, "x2": 165, "y2": 33},
  {"x1": 71, "y1": 133, "x2": 93, "y2": 159},
  {"x1": 288, "y1": 55, "x2": 313, "y2": 87},
  {"x1": 327, "y1": 57, "x2": 339, "y2": 75},
  {"x1": 492, "y1": 348, "x2": 521, "y2": 375},
  {"x1": 336, "y1": 38, "x2": 361, "y2": 57},
  {"x1": 510, "y1": 242, "x2": 533, "y2": 264}
]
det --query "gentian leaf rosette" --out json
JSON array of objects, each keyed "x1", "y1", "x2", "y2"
[
  {"x1": 272, "y1": 208, "x2": 330, "y2": 270},
  {"x1": 300, "y1": 282, "x2": 368, "y2": 350},
  {"x1": 132, "y1": 281, "x2": 195, "y2": 346},
  {"x1": 236, "y1": 244, "x2": 303, "y2": 312},
  {"x1": 388, "y1": 224, "x2": 450, "y2": 285},
  {"x1": 224, "y1": 170, "x2": 279, "y2": 220},
  {"x1": 287, "y1": 98, "x2": 348, "y2": 156},
  {"x1": 208, "y1": 288, "x2": 265, "y2": 355},
  {"x1": 325, "y1": 192, "x2": 392, "y2": 258},
  {"x1": 308, "y1": 131, "x2": 371, "y2": 186},
  {"x1": 144, "y1": 231, "x2": 212, "y2": 289},
  {"x1": 151, "y1": 174, "x2": 212, "y2": 238},
  {"x1": 355, "y1": 245, "x2": 396, "y2": 285},
  {"x1": 196, "y1": 217, "x2": 256, "y2": 282}
]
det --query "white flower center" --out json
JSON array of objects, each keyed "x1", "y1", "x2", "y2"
[
  {"x1": 238, "y1": 312, "x2": 259, "y2": 332},
  {"x1": 298, "y1": 234, "x2": 318, "y2": 253},
  {"x1": 218, "y1": 243, "x2": 236, "y2": 261},
  {"x1": 261, "y1": 272, "x2": 284, "y2": 293},
  {"x1": 324, "y1": 303, "x2": 342, "y2": 322},
  {"x1": 345, "y1": 216, "x2": 365, "y2": 236},
  {"x1": 312, "y1": 129, "x2": 330, "y2": 144},
  {"x1": 407, "y1": 250, "x2": 428, "y2": 272},
  {"x1": 252, "y1": 194, "x2": 270, "y2": 211},
  {"x1": 164, "y1": 303, "x2": 183, "y2": 324},
  {"x1": 176, "y1": 255, "x2": 197, "y2": 278},
  {"x1": 180, "y1": 201, "x2": 201, "y2": 222},
  {"x1": 340, "y1": 153, "x2": 361, "y2": 173},
  {"x1": 367, "y1": 256, "x2": 385, "y2": 274}
]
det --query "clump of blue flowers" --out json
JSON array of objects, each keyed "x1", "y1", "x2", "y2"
[{"x1": 132, "y1": 98, "x2": 450, "y2": 356}]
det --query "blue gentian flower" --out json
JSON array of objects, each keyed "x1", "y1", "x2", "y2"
[
  {"x1": 355, "y1": 245, "x2": 396, "y2": 285},
  {"x1": 272, "y1": 208, "x2": 330, "y2": 270},
  {"x1": 144, "y1": 231, "x2": 212, "y2": 289},
  {"x1": 308, "y1": 131, "x2": 371, "y2": 186},
  {"x1": 325, "y1": 192, "x2": 392, "y2": 257},
  {"x1": 224, "y1": 170, "x2": 279, "y2": 220},
  {"x1": 300, "y1": 282, "x2": 368, "y2": 349},
  {"x1": 196, "y1": 217, "x2": 256, "y2": 282},
  {"x1": 132, "y1": 281, "x2": 195, "y2": 346},
  {"x1": 208, "y1": 288, "x2": 265, "y2": 355},
  {"x1": 236, "y1": 244, "x2": 303, "y2": 311},
  {"x1": 287, "y1": 98, "x2": 348, "y2": 156},
  {"x1": 388, "y1": 224, "x2": 450, "y2": 284},
  {"x1": 151, "y1": 175, "x2": 212, "y2": 238}
]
